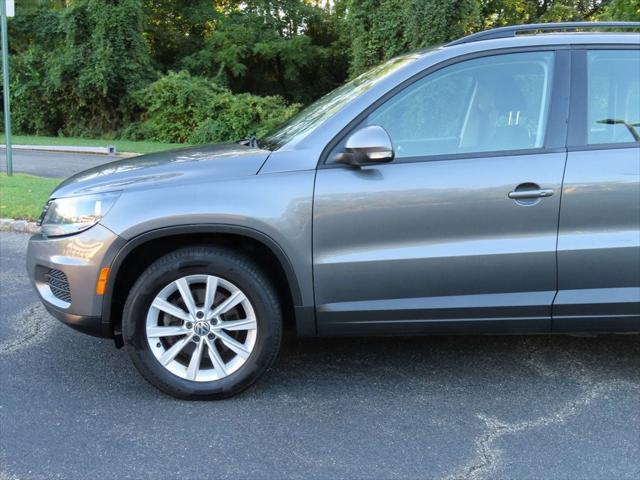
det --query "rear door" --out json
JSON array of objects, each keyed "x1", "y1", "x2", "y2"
[
  {"x1": 554, "y1": 47, "x2": 640, "y2": 332},
  {"x1": 313, "y1": 49, "x2": 570, "y2": 335}
]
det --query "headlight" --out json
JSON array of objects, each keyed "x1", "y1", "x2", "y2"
[{"x1": 39, "y1": 192, "x2": 121, "y2": 237}]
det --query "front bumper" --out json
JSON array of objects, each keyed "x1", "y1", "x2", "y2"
[
  {"x1": 42, "y1": 302, "x2": 107, "y2": 338},
  {"x1": 27, "y1": 224, "x2": 125, "y2": 338}
]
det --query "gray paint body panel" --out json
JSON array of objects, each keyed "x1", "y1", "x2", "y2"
[
  {"x1": 26, "y1": 224, "x2": 124, "y2": 317},
  {"x1": 100, "y1": 170, "x2": 316, "y2": 306},
  {"x1": 53, "y1": 143, "x2": 270, "y2": 198},
  {"x1": 554, "y1": 147, "x2": 640, "y2": 331},
  {"x1": 313, "y1": 153, "x2": 566, "y2": 334}
]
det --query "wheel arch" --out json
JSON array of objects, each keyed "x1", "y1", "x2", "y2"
[{"x1": 102, "y1": 224, "x2": 314, "y2": 345}]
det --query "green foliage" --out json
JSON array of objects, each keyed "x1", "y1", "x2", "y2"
[
  {"x1": 345, "y1": 0, "x2": 481, "y2": 75},
  {"x1": 142, "y1": 0, "x2": 216, "y2": 71},
  {"x1": 9, "y1": 46, "x2": 62, "y2": 136},
  {"x1": 50, "y1": 0, "x2": 156, "y2": 136},
  {"x1": 3, "y1": 0, "x2": 636, "y2": 145},
  {"x1": 5, "y1": 0, "x2": 155, "y2": 137},
  {"x1": 344, "y1": 0, "x2": 625, "y2": 75},
  {"x1": 182, "y1": 2, "x2": 348, "y2": 103},
  {"x1": 190, "y1": 92, "x2": 300, "y2": 144},
  {"x1": 480, "y1": 1, "x2": 606, "y2": 26},
  {"x1": 124, "y1": 71, "x2": 299, "y2": 144},
  {"x1": 600, "y1": 0, "x2": 640, "y2": 21},
  {"x1": 5, "y1": 5, "x2": 65, "y2": 135},
  {"x1": 0, "y1": 174, "x2": 61, "y2": 220},
  {"x1": 123, "y1": 71, "x2": 225, "y2": 143}
]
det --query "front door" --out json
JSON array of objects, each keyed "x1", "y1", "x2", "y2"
[{"x1": 313, "y1": 49, "x2": 570, "y2": 335}]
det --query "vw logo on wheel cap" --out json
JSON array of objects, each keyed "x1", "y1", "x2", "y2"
[{"x1": 194, "y1": 320, "x2": 211, "y2": 336}]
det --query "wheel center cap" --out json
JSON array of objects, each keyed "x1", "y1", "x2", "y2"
[{"x1": 193, "y1": 320, "x2": 210, "y2": 336}]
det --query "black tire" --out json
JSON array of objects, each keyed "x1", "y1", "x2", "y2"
[{"x1": 122, "y1": 246, "x2": 282, "y2": 400}]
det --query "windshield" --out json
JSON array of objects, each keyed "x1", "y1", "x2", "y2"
[{"x1": 260, "y1": 55, "x2": 417, "y2": 150}]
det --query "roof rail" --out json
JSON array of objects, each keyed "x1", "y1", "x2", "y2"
[{"x1": 447, "y1": 21, "x2": 640, "y2": 46}]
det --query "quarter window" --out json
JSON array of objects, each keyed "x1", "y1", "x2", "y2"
[
  {"x1": 365, "y1": 52, "x2": 555, "y2": 159},
  {"x1": 586, "y1": 50, "x2": 640, "y2": 145}
]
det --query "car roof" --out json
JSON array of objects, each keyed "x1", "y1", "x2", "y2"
[
  {"x1": 446, "y1": 22, "x2": 640, "y2": 46},
  {"x1": 449, "y1": 32, "x2": 640, "y2": 49},
  {"x1": 416, "y1": 31, "x2": 639, "y2": 66}
]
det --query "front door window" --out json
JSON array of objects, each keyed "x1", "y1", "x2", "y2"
[{"x1": 365, "y1": 52, "x2": 555, "y2": 159}]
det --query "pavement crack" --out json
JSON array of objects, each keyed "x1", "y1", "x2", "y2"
[
  {"x1": 0, "y1": 303, "x2": 54, "y2": 355},
  {"x1": 443, "y1": 340, "x2": 640, "y2": 480}
]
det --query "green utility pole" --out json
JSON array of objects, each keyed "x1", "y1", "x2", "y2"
[{"x1": 1, "y1": 0, "x2": 13, "y2": 176}]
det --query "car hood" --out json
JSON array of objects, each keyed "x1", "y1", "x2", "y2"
[{"x1": 51, "y1": 144, "x2": 271, "y2": 198}]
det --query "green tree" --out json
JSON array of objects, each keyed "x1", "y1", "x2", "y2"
[
  {"x1": 345, "y1": 0, "x2": 481, "y2": 75},
  {"x1": 142, "y1": 0, "x2": 216, "y2": 71},
  {"x1": 49, "y1": 0, "x2": 156, "y2": 136},
  {"x1": 600, "y1": 0, "x2": 640, "y2": 20},
  {"x1": 479, "y1": 0, "x2": 615, "y2": 26},
  {"x1": 183, "y1": 1, "x2": 348, "y2": 103},
  {"x1": 5, "y1": 0, "x2": 156, "y2": 137}
]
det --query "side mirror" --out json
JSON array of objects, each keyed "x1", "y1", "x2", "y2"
[{"x1": 334, "y1": 125, "x2": 395, "y2": 167}]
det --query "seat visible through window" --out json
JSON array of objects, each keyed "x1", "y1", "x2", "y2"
[{"x1": 365, "y1": 51, "x2": 555, "y2": 158}]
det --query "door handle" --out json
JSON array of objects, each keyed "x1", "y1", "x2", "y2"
[{"x1": 508, "y1": 188, "x2": 554, "y2": 200}]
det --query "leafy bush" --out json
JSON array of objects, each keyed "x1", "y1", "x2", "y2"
[
  {"x1": 124, "y1": 71, "x2": 299, "y2": 144},
  {"x1": 52, "y1": 0, "x2": 155, "y2": 137},
  {"x1": 9, "y1": 47, "x2": 63, "y2": 136},
  {"x1": 4, "y1": 0, "x2": 154, "y2": 138},
  {"x1": 122, "y1": 71, "x2": 225, "y2": 143},
  {"x1": 190, "y1": 92, "x2": 300, "y2": 144}
]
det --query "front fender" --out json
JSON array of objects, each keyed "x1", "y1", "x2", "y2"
[{"x1": 99, "y1": 170, "x2": 316, "y2": 340}]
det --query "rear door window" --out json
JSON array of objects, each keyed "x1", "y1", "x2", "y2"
[{"x1": 586, "y1": 50, "x2": 640, "y2": 145}]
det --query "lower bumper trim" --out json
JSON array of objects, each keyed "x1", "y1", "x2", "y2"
[{"x1": 44, "y1": 303, "x2": 113, "y2": 339}]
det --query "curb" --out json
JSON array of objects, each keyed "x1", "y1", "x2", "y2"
[
  {"x1": 0, "y1": 218, "x2": 40, "y2": 234},
  {"x1": 1, "y1": 144, "x2": 117, "y2": 155}
]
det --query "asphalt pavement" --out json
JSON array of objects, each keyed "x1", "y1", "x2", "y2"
[
  {"x1": 1, "y1": 231, "x2": 639, "y2": 480},
  {"x1": 0, "y1": 149, "x2": 122, "y2": 178}
]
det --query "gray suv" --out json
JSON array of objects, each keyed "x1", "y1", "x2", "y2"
[{"x1": 27, "y1": 23, "x2": 640, "y2": 399}]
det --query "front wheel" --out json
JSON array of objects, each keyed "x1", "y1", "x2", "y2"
[{"x1": 122, "y1": 246, "x2": 282, "y2": 399}]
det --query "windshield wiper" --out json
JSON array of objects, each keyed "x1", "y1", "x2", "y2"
[{"x1": 236, "y1": 135, "x2": 260, "y2": 148}]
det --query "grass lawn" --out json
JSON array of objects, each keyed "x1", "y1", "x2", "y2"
[
  {"x1": 1, "y1": 134, "x2": 186, "y2": 155},
  {"x1": 0, "y1": 173, "x2": 61, "y2": 221}
]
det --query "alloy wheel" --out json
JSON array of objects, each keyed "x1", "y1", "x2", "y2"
[{"x1": 146, "y1": 274, "x2": 257, "y2": 382}]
